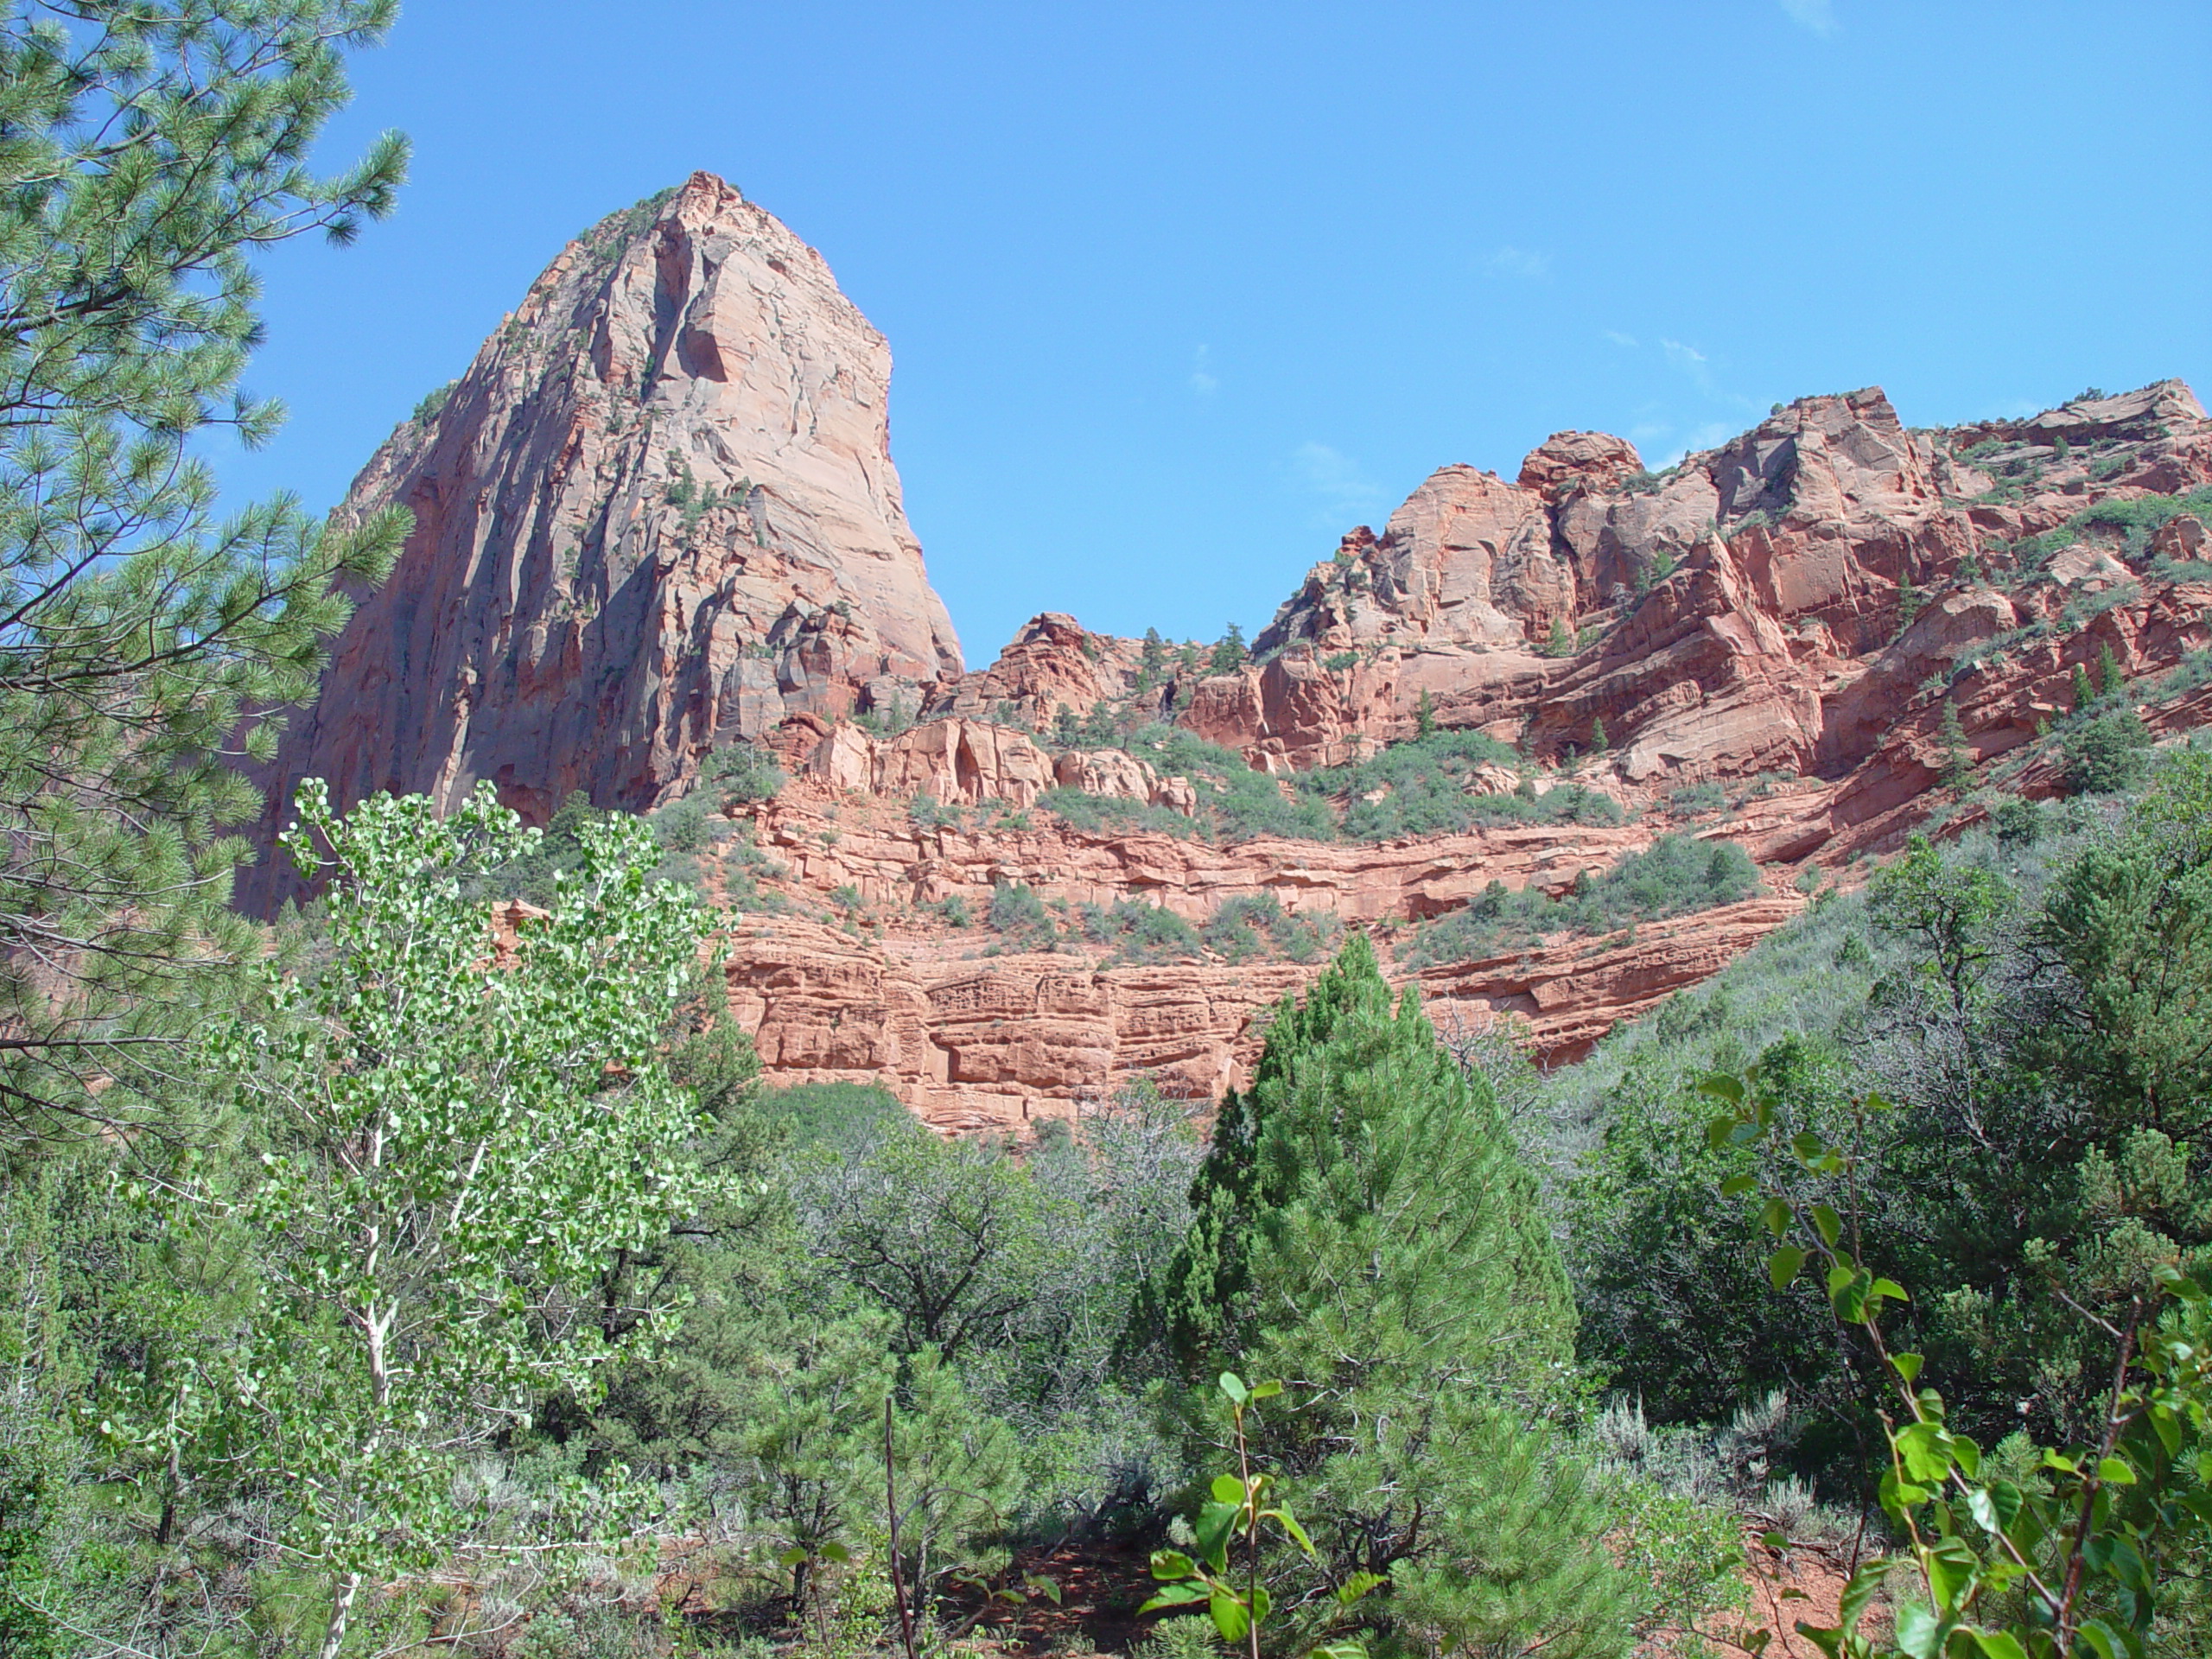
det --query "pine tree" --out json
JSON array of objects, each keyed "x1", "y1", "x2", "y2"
[
  {"x1": 1207, "y1": 623, "x2": 1249, "y2": 676},
  {"x1": 1415, "y1": 687, "x2": 1437, "y2": 740},
  {"x1": 1591, "y1": 715, "x2": 1609, "y2": 753},
  {"x1": 1545, "y1": 616, "x2": 1574, "y2": 657},
  {"x1": 0, "y1": 3, "x2": 410, "y2": 1149},
  {"x1": 1136, "y1": 626, "x2": 1168, "y2": 693},
  {"x1": 1165, "y1": 938, "x2": 1641, "y2": 1656},
  {"x1": 2097, "y1": 640, "x2": 2125, "y2": 700},
  {"x1": 1940, "y1": 698, "x2": 1973, "y2": 791},
  {"x1": 2071, "y1": 661, "x2": 2098, "y2": 712}
]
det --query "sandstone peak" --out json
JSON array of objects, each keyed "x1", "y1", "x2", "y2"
[
  {"x1": 1517, "y1": 430, "x2": 1643, "y2": 501},
  {"x1": 244, "y1": 175, "x2": 963, "y2": 903}
]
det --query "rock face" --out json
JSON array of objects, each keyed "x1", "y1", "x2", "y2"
[
  {"x1": 242, "y1": 172, "x2": 960, "y2": 905},
  {"x1": 709, "y1": 784, "x2": 1807, "y2": 1132},
  {"x1": 1156, "y1": 382, "x2": 2212, "y2": 782},
  {"x1": 245, "y1": 174, "x2": 2212, "y2": 1126}
]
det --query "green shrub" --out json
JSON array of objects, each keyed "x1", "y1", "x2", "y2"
[
  {"x1": 988, "y1": 880, "x2": 1058, "y2": 950},
  {"x1": 908, "y1": 790, "x2": 963, "y2": 830},
  {"x1": 1203, "y1": 893, "x2": 1339, "y2": 964},
  {"x1": 1040, "y1": 787, "x2": 1200, "y2": 841},
  {"x1": 703, "y1": 741, "x2": 783, "y2": 806},
  {"x1": 410, "y1": 379, "x2": 456, "y2": 425},
  {"x1": 923, "y1": 893, "x2": 973, "y2": 928},
  {"x1": 1080, "y1": 899, "x2": 1202, "y2": 964},
  {"x1": 760, "y1": 1080, "x2": 908, "y2": 1150},
  {"x1": 647, "y1": 795, "x2": 722, "y2": 853},
  {"x1": 1401, "y1": 836, "x2": 1760, "y2": 969},
  {"x1": 1665, "y1": 781, "x2": 1727, "y2": 817}
]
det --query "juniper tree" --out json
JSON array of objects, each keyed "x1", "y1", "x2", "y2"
[{"x1": 0, "y1": 2, "x2": 409, "y2": 1148}]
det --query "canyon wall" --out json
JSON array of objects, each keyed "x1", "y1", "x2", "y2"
[{"x1": 242, "y1": 174, "x2": 2212, "y2": 1120}]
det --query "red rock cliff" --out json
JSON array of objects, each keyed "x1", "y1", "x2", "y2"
[{"x1": 242, "y1": 172, "x2": 961, "y2": 906}]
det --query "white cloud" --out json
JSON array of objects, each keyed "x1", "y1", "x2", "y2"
[
  {"x1": 1604, "y1": 330, "x2": 1639, "y2": 348},
  {"x1": 1779, "y1": 0, "x2": 1836, "y2": 35},
  {"x1": 1294, "y1": 442, "x2": 1386, "y2": 522},
  {"x1": 1659, "y1": 338, "x2": 1761, "y2": 413},
  {"x1": 1189, "y1": 344, "x2": 1218, "y2": 397},
  {"x1": 1484, "y1": 245, "x2": 1550, "y2": 280}
]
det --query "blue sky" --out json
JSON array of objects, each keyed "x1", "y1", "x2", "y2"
[{"x1": 215, "y1": 0, "x2": 2211, "y2": 662}]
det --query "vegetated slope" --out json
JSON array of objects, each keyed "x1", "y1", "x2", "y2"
[
  {"x1": 708, "y1": 384, "x2": 2211, "y2": 1127},
  {"x1": 245, "y1": 180, "x2": 2212, "y2": 1124}
]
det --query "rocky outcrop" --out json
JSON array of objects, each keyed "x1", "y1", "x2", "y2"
[
  {"x1": 248, "y1": 177, "x2": 2212, "y2": 1134},
  {"x1": 1150, "y1": 382, "x2": 2212, "y2": 785},
  {"x1": 920, "y1": 613, "x2": 1153, "y2": 730},
  {"x1": 714, "y1": 894, "x2": 1802, "y2": 1134},
  {"x1": 242, "y1": 172, "x2": 962, "y2": 906}
]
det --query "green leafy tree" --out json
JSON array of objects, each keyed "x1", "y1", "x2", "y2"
[
  {"x1": 2031, "y1": 751, "x2": 2212, "y2": 1133},
  {"x1": 1414, "y1": 688, "x2": 1436, "y2": 740},
  {"x1": 0, "y1": 2, "x2": 410, "y2": 1147},
  {"x1": 1707, "y1": 1062, "x2": 2212, "y2": 1659},
  {"x1": 192, "y1": 781, "x2": 719, "y2": 1658},
  {"x1": 800, "y1": 1116, "x2": 1052, "y2": 1362}
]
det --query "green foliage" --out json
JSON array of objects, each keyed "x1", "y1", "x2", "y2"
[
  {"x1": 1542, "y1": 616, "x2": 1576, "y2": 657},
  {"x1": 1084, "y1": 898, "x2": 1204, "y2": 963},
  {"x1": 1119, "y1": 726, "x2": 1338, "y2": 842},
  {"x1": 1163, "y1": 938, "x2": 1673, "y2": 1656},
  {"x1": 1207, "y1": 625, "x2": 1249, "y2": 676},
  {"x1": 1202, "y1": 893, "x2": 1338, "y2": 964},
  {"x1": 1567, "y1": 755, "x2": 2212, "y2": 1590},
  {"x1": 0, "y1": 0, "x2": 412, "y2": 1147},
  {"x1": 1708, "y1": 1059, "x2": 2212, "y2": 1659},
  {"x1": 410, "y1": 379, "x2": 456, "y2": 424},
  {"x1": 988, "y1": 880, "x2": 1059, "y2": 950},
  {"x1": 1042, "y1": 785, "x2": 1204, "y2": 841},
  {"x1": 1941, "y1": 699, "x2": 1974, "y2": 790},
  {"x1": 1401, "y1": 836, "x2": 1760, "y2": 968},
  {"x1": 1669, "y1": 779, "x2": 1730, "y2": 817},
  {"x1": 2062, "y1": 706, "x2": 2153, "y2": 796},
  {"x1": 908, "y1": 790, "x2": 963, "y2": 830},
  {"x1": 192, "y1": 780, "x2": 718, "y2": 1651},
  {"x1": 1142, "y1": 1374, "x2": 1375, "y2": 1659},
  {"x1": 855, "y1": 696, "x2": 917, "y2": 739},
  {"x1": 923, "y1": 893, "x2": 974, "y2": 927},
  {"x1": 703, "y1": 741, "x2": 785, "y2": 807}
]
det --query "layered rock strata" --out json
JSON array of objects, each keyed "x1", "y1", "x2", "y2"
[{"x1": 243, "y1": 171, "x2": 2212, "y2": 1124}]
